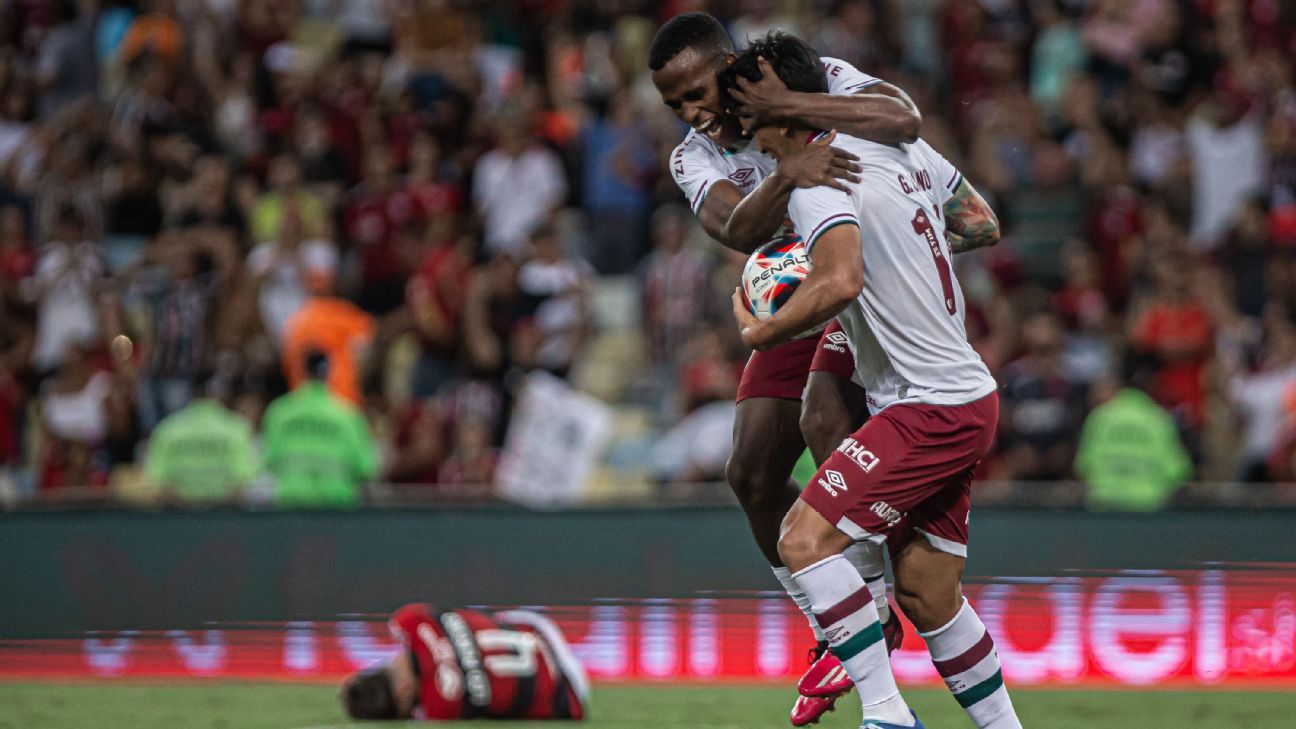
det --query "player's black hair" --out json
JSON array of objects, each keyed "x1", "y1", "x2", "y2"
[
  {"x1": 720, "y1": 31, "x2": 827, "y2": 111},
  {"x1": 647, "y1": 13, "x2": 733, "y2": 71},
  {"x1": 342, "y1": 667, "x2": 400, "y2": 720},
  {"x1": 304, "y1": 350, "x2": 330, "y2": 381}
]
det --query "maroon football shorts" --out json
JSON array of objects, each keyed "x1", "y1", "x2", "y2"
[
  {"x1": 809, "y1": 320, "x2": 856, "y2": 381},
  {"x1": 736, "y1": 323, "x2": 858, "y2": 403},
  {"x1": 799, "y1": 392, "x2": 999, "y2": 558}
]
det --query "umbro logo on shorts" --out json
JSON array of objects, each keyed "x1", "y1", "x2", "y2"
[
  {"x1": 818, "y1": 469, "x2": 849, "y2": 497},
  {"x1": 823, "y1": 330, "x2": 849, "y2": 353}
]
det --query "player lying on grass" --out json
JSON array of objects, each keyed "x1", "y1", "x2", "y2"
[
  {"x1": 723, "y1": 33, "x2": 1019, "y2": 729},
  {"x1": 340, "y1": 603, "x2": 589, "y2": 722},
  {"x1": 649, "y1": 14, "x2": 920, "y2": 724}
]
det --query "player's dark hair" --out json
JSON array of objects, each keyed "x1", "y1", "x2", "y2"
[
  {"x1": 648, "y1": 13, "x2": 733, "y2": 71},
  {"x1": 342, "y1": 667, "x2": 401, "y2": 720},
  {"x1": 304, "y1": 350, "x2": 330, "y2": 381},
  {"x1": 720, "y1": 31, "x2": 827, "y2": 112}
]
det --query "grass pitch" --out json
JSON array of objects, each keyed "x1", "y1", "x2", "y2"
[{"x1": 1, "y1": 682, "x2": 1293, "y2": 728}]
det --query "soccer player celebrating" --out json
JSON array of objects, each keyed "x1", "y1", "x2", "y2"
[
  {"x1": 340, "y1": 603, "x2": 589, "y2": 722},
  {"x1": 723, "y1": 33, "x2": 1019, "y2": 729},
  {"x1": 649, "y1": 13, "x2": 921, "y2": 725}
]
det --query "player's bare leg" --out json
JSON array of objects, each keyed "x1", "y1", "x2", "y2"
[
  {"x1": 893, "y1": 539, "x2": 1022, "y2": 729},
  {"x1": 728, "y1": 397, "x2": 806, "y2": 566},
  {"x1": 779, "y1": 501, "x2": 918, "y2": 728}
]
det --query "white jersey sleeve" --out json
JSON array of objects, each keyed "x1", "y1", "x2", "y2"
[
  {"x1": 912, "y1": 140, "x2": 963, "y2": 206},
  {"x1": 669, "y1": 132, "x2": 730, "y2": 214},
  {"x1": 820, "y1": 57, "x2": 882, "y2": 95},
  {"x1": 788, "y1": 184, "x2": 859, "y2": 254}
]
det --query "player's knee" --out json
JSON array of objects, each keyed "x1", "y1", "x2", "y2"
[
  {"x1": 799, "y1": 407, "x2": 848, "y2": 460},
  {"x1": 894, "y1": 578, "x2": 961, "y2": 632},
  {"x1": 725, "y1": 456, "x2": 781, "y2": 511},
  {"x1": 776, "y1": 512, "x2": 834, "y2": 572}
]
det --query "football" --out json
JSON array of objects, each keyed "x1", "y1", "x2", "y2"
[{"x1": 741, "y1": 233, "x2": 813, "y2": 321}]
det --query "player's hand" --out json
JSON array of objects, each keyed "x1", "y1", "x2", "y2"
[
  {"x1": 730, "y1": 57, "x2": 792, "y2": 120},
  {"x1": 775, "y1": 130, "x2": 861, "y2": 193},
  {"x1": 732, "y1": 287, "x2": 769, "y2": 350}
]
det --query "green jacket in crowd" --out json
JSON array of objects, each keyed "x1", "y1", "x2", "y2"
[
  {"x1": 1074, "y1": 388, "x2": 1192, "y2": 511},
  {"x1": 261, "y1": 381, "x2": 378, "y2": 508},
  {"x1": 145, "y1": 399, "x2": 260, "y2": 502}
]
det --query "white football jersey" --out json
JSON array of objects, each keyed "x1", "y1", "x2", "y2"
[
  {"x1": 669, "y1": 57, "x2": 881, "y2": 216},
  {"x1": 788, "y1": 134, "x2": 996, "y2": 414}
]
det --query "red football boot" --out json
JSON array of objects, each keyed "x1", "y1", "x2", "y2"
[
  {"x1": 796, "y1": 644, "x2": 853, "y2": 699},
  {"x1": 790, "y1": 692, "x2": 841, "y2": 726}
]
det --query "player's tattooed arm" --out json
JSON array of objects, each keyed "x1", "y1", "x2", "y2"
[
  {"x1": 943, "y1": 178, "x2": 1001, "y2": 254},
  {"x1": 730, "y1": 59, "x2": 920, "y2": 145},
  {"x1": 733, "y1": 223, "x2": 863, "y2": 351}
]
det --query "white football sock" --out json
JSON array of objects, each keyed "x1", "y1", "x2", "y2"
[
  {"x1": 920, "y1": 597, "x2": 1022, "y2": 729},
  {"x1": 773, "y1": 566, "x2": 827, "y2": 642},
  {"x1": 844, "y1": 541, "x2": 891, "y2": 623},
  {"x1": 794, "y1": 555, "x2": 913, "y2": 727}
]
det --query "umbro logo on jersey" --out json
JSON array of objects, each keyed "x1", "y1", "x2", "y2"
[
  {"x1": 818, "y1": 469, "x2": 849, "y2": 497},
  {"x1": 728, "y1": 167, "x2": 756, "y2": 186}
]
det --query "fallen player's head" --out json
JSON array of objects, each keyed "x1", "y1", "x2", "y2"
[
  {"x1": 648, "y1": 13, "x2": 744, "y2": 146},
  {"x1": 340, "y1": 655, "x2": 418, "y2": 720},
  {"x1": 720, "y1": 32, "x2": 827, "y2": 157}
]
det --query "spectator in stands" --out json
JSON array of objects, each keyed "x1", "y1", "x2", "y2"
[
  {"x1": 995, "y1": 310, "x2": 1084, "y2": 480},
  {"x1": 462, "y1": 253, "x2": 525, "y2": 377},
  {"x1": 38, "y1": 343, "x2": 111, "y2": 491},
  {"x1": 251, "y1": 154, "x2": 329, "y2": 245},
  {"x1": 1075, "y1": 370, "x2": 1192, "y2": 511},
  {"x1": 262, "y1": 351, "x2": 377, "y2": 508},
  {"x1": 1187, "y1": 75, "x2": 1267, "y2": 249},
  {"x1": 406, "y1": 232, "x2": 472, "y2": 398},
  {"x1": 144, "y1": 375, "x2": 260, "y2": 504},
  {"x1": 473, "y1": 109, "x2": 567, "y2": 257},
  {"x1": 514, "y1": 224, "x2": 592, "y2": 379},
  {"x1": 640, "y1": 205, "x2": 711, "y2": 372},
  {"x1": 580, "y1": 90, "x2": 656, "y2": 274},
  {"x1": 280, "y1": 295, "x2": 375, "y2": 405},
  {"x1": 246, "y1": 203, "x2": 338, "y2": 342},
  {"x1": 1226, "y1": 305, "x2": 1296, "y2": 481},
  {"x1": 28, "y1": 206, "x2": 103, "y2": 375},
  {"x1": 1128, "y1": 257, "x2": 1214, "y2": 429},
  {"x1": 344, "y1": 144, "x2": 409, "y2": 314},
  {"x1": 127, "y1": 233, "x2": 238, "y2": 429}
]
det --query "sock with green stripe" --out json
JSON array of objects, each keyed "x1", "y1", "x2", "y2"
[
  {"x1": 844, "y1": 541, "x2": 891, "y2": 623},
  {"x1": 920, "y1": 597, "x2": 1021, "y2": 729},
  {"x1": 794, "y1": 554, "x2": 912, "y2": 727}
]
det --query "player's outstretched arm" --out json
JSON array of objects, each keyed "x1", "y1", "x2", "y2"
[
  {"x1": 732, "y1": 223, "x2": 863, "y2": 351},
  {"x1": 699, "y1": 138, "x2": 860, "y2": 253},
  {"x1": 731, "y1": 58, "x2": 921, "y2": 145},
  {"x1": 942, "y1": 178, "x2": 1001, "y2": 254}
]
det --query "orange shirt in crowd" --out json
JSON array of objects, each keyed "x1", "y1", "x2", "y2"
[
  {"x1": 120, "y1": 15, "x2": 183, "y2": 63},
  {"x1": 281, "y1": 297, "x2": 376, "y2": 404}
]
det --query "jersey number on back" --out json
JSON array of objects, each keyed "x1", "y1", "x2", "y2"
[
  {"x1": 477, "y1": 630, "x2": 540, "y2": 678},
  {"x1": 911, "y1": 208, "x2": 956, "y2": 315}
]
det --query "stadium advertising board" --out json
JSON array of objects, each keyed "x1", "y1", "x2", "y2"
[{"x1": 2, "y1": 570, "x2": 1293, "y2": 687}]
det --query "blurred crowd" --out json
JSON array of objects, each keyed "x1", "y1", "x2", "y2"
[{"x1": 0, "y1": 0, "x2": 1293, "y2": 508}]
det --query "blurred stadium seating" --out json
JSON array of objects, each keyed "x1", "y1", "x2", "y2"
[{"x1": 0, "y1": 0, "x2": 1292, "y2": 514}]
